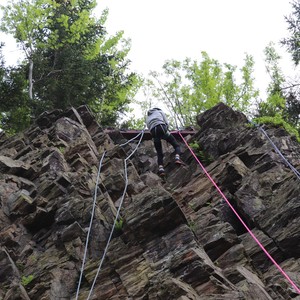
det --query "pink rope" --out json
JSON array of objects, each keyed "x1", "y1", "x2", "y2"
[{"x1": 178, "y1": 131, "x2": 300, "y2": 294}]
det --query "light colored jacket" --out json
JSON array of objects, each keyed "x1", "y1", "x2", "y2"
[{"x1": 146, "y1": 108, "x2": 169, "y2": 131}]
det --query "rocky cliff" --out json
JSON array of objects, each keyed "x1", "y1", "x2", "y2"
[{"x1": 0, "y1": 103, "x2": 300, "y2": 300}]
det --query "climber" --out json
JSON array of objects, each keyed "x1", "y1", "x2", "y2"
[{"x1": 146, "y1": 108, "x2": 182, "y2": 176}]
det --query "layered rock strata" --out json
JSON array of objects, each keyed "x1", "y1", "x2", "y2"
[{"x1": 0, "y1": 103, "x2": 299, "y2": 299}]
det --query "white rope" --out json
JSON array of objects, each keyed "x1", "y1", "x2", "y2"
[
  {"x1": 86, "y1": 130, "x2": 145, "y2": 300},
  {"x1": 119, "y1": 128, "x2": 145, "y2": 147},
  {"x1": 75, "y1": 151, "x2": 106, "y2": 300}
]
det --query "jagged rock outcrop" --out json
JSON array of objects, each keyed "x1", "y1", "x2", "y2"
[{"x1": 0, "y1": 103, "x2": 300, "y2": 299}]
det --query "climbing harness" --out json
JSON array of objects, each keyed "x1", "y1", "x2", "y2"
[
  {"x1": 75, "y1": 130, "x2": 145, "y2": 300},
  {"x1": 178, "y1": 130, "x2": 300, "y2": 294}
]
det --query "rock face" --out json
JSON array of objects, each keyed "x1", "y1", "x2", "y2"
[{"x1": 0, "y1": 103, "x2": 300, "y2": 299}]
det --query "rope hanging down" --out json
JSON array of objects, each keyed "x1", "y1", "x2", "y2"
[
  {"x1": 178, "y1": 130, "x2": 300, "y2": 295},
  {"x1": 256, "y1": 125, "x2": 300, "y2": 180},
  {"x1": 75, "y1": 151, "x2": 106, "y2": 300},
  {"x1": 120, "y1": 129, "x2": 145, "y2": 147},
  {"x1": 86, "y1": 130, "x2": 145, "y2": 300}
]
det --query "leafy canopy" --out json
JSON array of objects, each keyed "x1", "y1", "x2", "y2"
[
  {"x1": 254, "y1": 43, "x2": 300, "y2": 141},
  {"x1": 138, "y1": 52, "x2": 259, "y2": 128},
  {"x1": 281, "y1": 0, "x2": 300, "y2": 65},
  {"x1": 0, "y1": 0, "x2": 141, "y2": 133}
]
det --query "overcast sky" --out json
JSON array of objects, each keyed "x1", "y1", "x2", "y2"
[
  {"x1": 95, "y1": 0, "x2": 298, "y2": 99},
  {"x1": 0, "y1": 0, "x2": 298, "y2": 101}
]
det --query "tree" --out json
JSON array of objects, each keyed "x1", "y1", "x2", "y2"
[
  {"x1": 256, "y1": 42, "x2": 286, "y2": 117},
  {"x1": 279, "y1": 0, "x2": 300, "y2": 131},
  {"x1": 0, "y1": 0, "x2": 141, "y2": 131},
  {"x1": 281, "y1": 0, "x2": 300, "y2": 65},
  {"x1": 284, "y1": 91, "x2": 300, "y2": 127},
  {"x1": 141, "y1": 52, "x2": 259, "y2": 128},
  {"x1": 0, "y1": 45, "x2": 30, "y2": 133},
  {"x1": 0, "y1": 0, "x2": 58, "y2": 99},
  {"x1": 254, "y1": 43, "x2": 300, "y2": 141}
]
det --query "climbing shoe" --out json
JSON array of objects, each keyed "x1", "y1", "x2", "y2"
[
  {"x1": 175, "y1": 154, "x2": 183, "y2": 165},
  {"x1": 158, "y1": 165, "x2": 165, "y2": 177}
]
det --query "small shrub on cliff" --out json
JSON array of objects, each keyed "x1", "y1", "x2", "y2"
[
  {"x1": 254, "y1": 114, "x2": 300, "y2": 142},
  {"x1": 115, "y1": 218, "x2": 123, "y2": 231},
  {"x1": 189, "y1": 141, "x2": 214, "y2": 164},
  {"x1": 21, "y1": 274, "x2": 34, "y2": 287}
]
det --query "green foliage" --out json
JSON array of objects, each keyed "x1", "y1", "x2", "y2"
[
  {"x1": 264, "y1": 42, "x2": 285, "y2": 96},
  {"x1": 188, "y1": 202, "x2": 196, "y2": 211},
  {"x1": 0, "y1": 106, "x2": 31, "y2": 135},
  {"x1": 115, "y1": 218, "x2": 123, "y2": 231},
  {"x1": 27, "y1": 254, "x2": 37, "y2": 264},
  {"x1": 245, "y1": 122, "x2": 255, "y2": 128},
  {"x1": 0, "y1": 51, "x2": 31, "y2": 133},
  {"x1": 143, "y1": 52, "x2": 259, "y2": 128},
  {"x1": 58, "y1": 146, "x2": 65, "y2": 154},
  {"x1": 205, "y1": 200, "x2": 213, "y2": 207},
  {"x1": 189, "y1": 141, "x2": 214, "y2": 164},
  {"x1": 254, "y1": 115, "x2": 300, "y2": 142},
  {"x1": 120, "y1": 117, "x2": 145, "y2": 130},
  {"x1": 124, "y1": 76, "x2": 160, "y2": 129},
  {"x1": 21, "y1": 274, "x2": 34, "y2": 287},
  {"x1": 283, "y1": 92, "x2": 300, "y2": 128},
  {"x1": 281, "y1": 0, "x2": 300, "y2": 65},
  {"x1": 0, "y1": 0, "x2": 141, "y2": 132},
  {"x1": 0, "y1": 0, "x2": 56, "y2": 48},
  {"x1": 257, "y1": 92, "x2": 285, "y2": 117},
  {"x1": 188, "y1": 221, "x2": 196, "y2": 232},
  {"x1": 255, "y1": 43, "x2": 300, "y2": 142}
]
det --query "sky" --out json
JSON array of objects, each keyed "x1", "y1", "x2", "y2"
[
  {"x1": 0, "y1": 0, "x2": 298, "y2": 103},
  {"x1": 94, "y1": 0, "x2": 298, "y2": 99}
]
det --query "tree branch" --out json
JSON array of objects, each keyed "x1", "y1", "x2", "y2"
[
  {"x1": 281, "y1": 83, "x2": 300, "y2": 90},
  {"x1": 34, "y1": 69, "x2": 63, "y2": 83}
]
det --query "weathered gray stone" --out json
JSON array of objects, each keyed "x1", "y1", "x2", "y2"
[
  {"x1": 60, "y1": 221, "x2": 84, "y2": 242},
  {"x1": 0, "y1": 104, "x2": 299, "y2": 299},
  {"x1": 3, "y1": 190, "x2": 35, "y2": 217},
  {"x1": 0, "y1": 155, "x2": 36, "y2": 178}
]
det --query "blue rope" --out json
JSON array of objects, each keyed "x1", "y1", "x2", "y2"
[{"x1": 251, "y1": 121, "x2": 300, "y2": 180}]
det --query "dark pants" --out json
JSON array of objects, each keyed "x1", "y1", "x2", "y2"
[{"x1": 150, "y1": 124, "x2": 181, "y2": 165}]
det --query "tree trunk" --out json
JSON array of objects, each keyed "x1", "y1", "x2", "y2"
[{"x1": 28, "y1": 58, "x2": 33, "y2": 99}]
